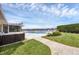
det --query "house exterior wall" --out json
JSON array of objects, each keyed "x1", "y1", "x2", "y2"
[
  {"x1": 0, "y1": 8, "x2": 7, "y2": 33},
  {"x1": 0, "y1": 9, "x2": 7, "y2": 25}
]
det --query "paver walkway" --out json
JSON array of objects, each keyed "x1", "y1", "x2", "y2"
[{"x1": 26, "y1": 35, "x2": 79, "y2": 55}]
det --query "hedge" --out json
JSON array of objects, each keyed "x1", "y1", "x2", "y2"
[{"x1": 57, "y1": 23, "x2": 79, "y2": 33}]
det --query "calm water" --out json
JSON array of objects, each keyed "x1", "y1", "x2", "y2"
[{"x1": 25, "y1": 30, "x2": 50, "y2": 36}]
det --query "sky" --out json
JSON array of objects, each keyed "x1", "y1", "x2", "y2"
[{"x1": 1, "y1": 3, "x2": 79, "y2": 29}]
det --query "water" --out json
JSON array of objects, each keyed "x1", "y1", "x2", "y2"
[{"x1": 25, "y1": 31, "x2": 49, "y2": 37}]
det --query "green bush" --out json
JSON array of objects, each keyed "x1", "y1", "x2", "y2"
[
  {"x1": 52, "y1": 31, "x2": 61, "y2": 36},
  {"x1": 46, "y1": 33, "x2": 53, "y2": 36},
  {"x1": 57, "y1": 23, "x2": 79, "y2": 33},
  {"x1": 47, "y1": 31, "x2": 61, "y2": 36}
]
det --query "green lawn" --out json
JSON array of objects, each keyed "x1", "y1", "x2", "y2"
[
  {"x1": 44, "y1": 33, "x2": 79, "y2": 48},
  {"x1": 0, "y1": 39, "x2": 51, "y2": 55}
]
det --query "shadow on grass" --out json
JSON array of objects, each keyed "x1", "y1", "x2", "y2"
[{"x1": 0, "y1": 42, "x2": 24, "y2": 55}]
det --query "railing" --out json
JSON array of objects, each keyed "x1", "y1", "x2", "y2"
[{"x1": 0, "y1": 32, "x2": 25, "y2": 46}]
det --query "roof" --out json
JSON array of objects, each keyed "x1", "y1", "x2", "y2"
[{"x1": 0, "y1": 7, "x2": 7, "y2": 25}]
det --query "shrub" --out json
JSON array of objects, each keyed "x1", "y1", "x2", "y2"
[
  {"x1": 46, "y1": 33, "x2": 53, "y2": 36},
  {"x1": 52, "y1": 31, "x2": 61, "y2": 36},
  {"x1": 46, "y1": 31, "x2": 61, "y2": 36}
]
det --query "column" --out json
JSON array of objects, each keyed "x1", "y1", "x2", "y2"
[
  {"x1": 8, "y1": 25, "x2": 9, "y2": 33},
  {"x1": 1, "y1": 24, "x2": 3, "y2": 33}
]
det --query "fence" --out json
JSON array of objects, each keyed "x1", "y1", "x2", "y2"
[{"x1": 0, "y1": 32, "x2": 25, "y2": 46}]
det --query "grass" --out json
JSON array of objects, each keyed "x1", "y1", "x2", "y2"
[
  {"x1": 0, "y1": 39, "x2": 51, "y2": 55},
  {"x1": 44, "y1": 33, "x2": 79, "y2": 48}
]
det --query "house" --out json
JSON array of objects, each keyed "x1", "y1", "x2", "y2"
[
  {"x1": 0, "y1": 8, "x2": 22, "y2": 33},
  {"x1": 0, "y1": 5, "x2": 25, "y2": 46}
]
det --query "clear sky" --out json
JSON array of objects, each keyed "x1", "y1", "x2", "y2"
[{"x1": 1, "y1": 3, "x2": 79, "y2": 29}]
